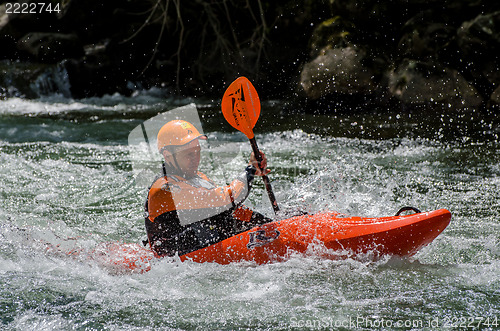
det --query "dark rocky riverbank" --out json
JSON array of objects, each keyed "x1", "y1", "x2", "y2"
[{"x1": 1, "y1": 0, "x2": 499, "y2": 113}]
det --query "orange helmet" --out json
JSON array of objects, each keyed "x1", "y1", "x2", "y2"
[{"x1": 157, "y1": 120, "x2": 207, "y2": 152}]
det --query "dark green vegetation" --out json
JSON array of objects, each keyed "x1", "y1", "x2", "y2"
[{"x1": 1, "y1": 0, "x2": 499, "y2": 113}]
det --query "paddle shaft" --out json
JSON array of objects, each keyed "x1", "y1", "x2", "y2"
[{"x1": 249, "y1": 137, "x2": 280, "y2": 214}]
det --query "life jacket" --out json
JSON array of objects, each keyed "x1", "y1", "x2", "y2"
[{"x1": 144, "y1": 165, "x2": 257, "y2": 257}]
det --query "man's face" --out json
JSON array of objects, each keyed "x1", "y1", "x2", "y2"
[{"x1": 173, "y1": 139, "x2": 201, "y2": 178}]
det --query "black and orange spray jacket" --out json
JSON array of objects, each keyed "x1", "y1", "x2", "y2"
[{"x1": 145, "y1": 165, "x2": 267, "y2": 257}]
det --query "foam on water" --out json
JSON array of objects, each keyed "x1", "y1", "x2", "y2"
[{"x1": 0, "y1": 88, "x2": 177, "y2": 117}]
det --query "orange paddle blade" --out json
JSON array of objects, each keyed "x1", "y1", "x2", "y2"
[{"x1": 221, "y1": 76, "x2": 261, "y2": 139}]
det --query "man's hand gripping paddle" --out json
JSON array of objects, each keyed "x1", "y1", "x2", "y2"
[{"x1": 221, "y1": 76, "x2": 280, "y2": 215}]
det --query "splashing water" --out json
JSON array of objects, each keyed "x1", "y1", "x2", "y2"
[{"x1": 0, "y1": 94, "x2": 498, "y2": 329}]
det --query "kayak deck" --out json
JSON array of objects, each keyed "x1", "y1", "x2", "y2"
[{"x1": 181, "y1": 208, "x2": 452, "y2": 264}]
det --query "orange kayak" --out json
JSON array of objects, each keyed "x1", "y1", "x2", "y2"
[{"x1": 95, "y1": 209, "x2": 451, "y2": 273}]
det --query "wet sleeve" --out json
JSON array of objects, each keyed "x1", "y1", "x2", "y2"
[{"x1": 230, "y1": 165, "x2": 256, "y2": 206}]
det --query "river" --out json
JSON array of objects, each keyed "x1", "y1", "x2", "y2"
[{"x1": 0, "y1": 90, "x2": 499, "y2": 330}]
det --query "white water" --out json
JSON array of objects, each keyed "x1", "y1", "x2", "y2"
[{"x1": 0, "y1": 95, "x2": 499, "y2": 329}]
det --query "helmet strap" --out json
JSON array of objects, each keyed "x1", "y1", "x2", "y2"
[{"x1": 161, "y1": 161, "x2": 167, "y2": 177}]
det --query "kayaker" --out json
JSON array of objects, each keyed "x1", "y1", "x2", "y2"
[{"x1": 144, "y1": 119, "x2": 273, "y2": 257}]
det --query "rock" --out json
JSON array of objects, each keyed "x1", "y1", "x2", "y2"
[
  {"x1": 62, "y1": 56, "x2": 133, "y2": 99},
  {"x1": 388, "y1": 59, "x2": 483, "y2": 109},
  {"x1": 17, "y1": 32, "x2": 83, "y2": 63},
  {"x1": 0, "y1": 60, "x2": 71, "y2": 98},
  {"x1": 308, "y1": 16, "x2": 354, "y2": 58},
  {"x1": 300, "y1": 46, "x2": 377, "y2": 100},
  {"x1": 398, "y1": 21, "x2": 456, "y2": 59},
  {"x1": 491, "y1": 86, "x2": 500, "y2": 105},
  {"x1": 457, "y1": 10, "x2": 500, "y2": 86},
  {"x1": 303, "y1": 0, "x2": 499, "y2": 111}
]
